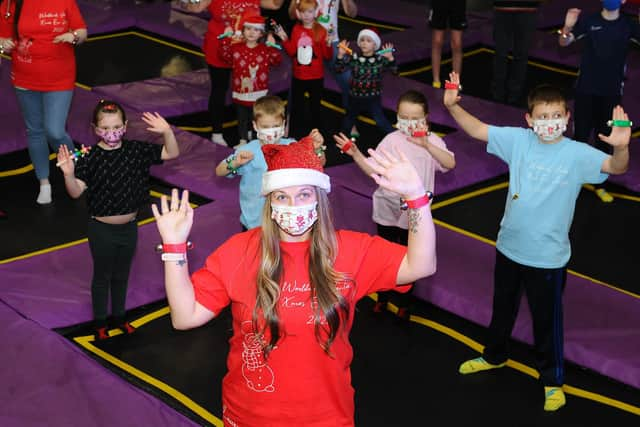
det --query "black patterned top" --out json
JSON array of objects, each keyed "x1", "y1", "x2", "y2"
[
  {"x1": 335, "y1": 53, "x2": 397, "y2": 98},
  {"x1": 75, "y1": 140, "x2": 164, "y2": 217}
]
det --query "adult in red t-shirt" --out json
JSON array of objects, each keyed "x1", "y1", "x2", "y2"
[
  {"x1": 180, "y1": 0, "x2": 285, "y2": 147},
  {"x1": 0, "y1": 0, "x2": 87, "y2": 204},
  {"x1": 153, "y1": 138, "x2": 437, "y2": 426}
]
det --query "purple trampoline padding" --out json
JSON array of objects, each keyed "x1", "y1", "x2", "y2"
[
  {"x1": 0, "y1": 301, "x2": 200, "y2": 427},
  {"x1": 412, "y1": 225, "x2": 640, "y2": 389},
  {"x1": 0, "y1": 201, "x2": 241, "y2": 329}
]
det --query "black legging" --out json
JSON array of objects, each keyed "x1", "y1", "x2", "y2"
[
  {"x1": 289, "y1": 77, "x2": 324, "y2": 139},
  {"x1": 87, "y1": 218, "x2": 138, "y2": 326},
  {"x1": 208, "y1": 65, "x2": 232, "y2": 134}
]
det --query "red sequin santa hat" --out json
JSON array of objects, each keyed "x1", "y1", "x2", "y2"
[
  {"x1": 261, "y1": 137, "x2": 331, "y2": 195},
  {"x1": 240, "y1": 11, "x2": 266, "y2": 30},
  {"x1": 358, "y1": 27, "x2": 381, "y2": 50}
]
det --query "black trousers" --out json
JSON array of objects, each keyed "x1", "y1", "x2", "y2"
[
  {"x1": 87, "y1": 218, "x2": 138, "y2": 326},
  {"x1": 235, "y1": 103, "x2": 253, "y2": 142},
  {"x1": 491, "y1": 10, "x2": 537, "y2": 103},
  {"x1": 483, "y1": 250, "x2": 567, "y2": 386},
  {"x1": 289, "y1": 77, "x2": 324, "y2": 139},
  {"x1": 375, "y1": 224, "x2": 412, "y2": 307},
  {"x1": 342, "y1": 95, "x2": 395, "y2": 136},
  {"x1": 573, "y1": 91, "x2": 620, "y2": 155},
  {"x1": 208, "y1": 65, "x2": 231, "y2": 134}
]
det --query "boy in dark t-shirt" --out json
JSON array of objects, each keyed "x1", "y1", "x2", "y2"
[{"x1": 559, "y1": 0, "x2": 640, "y2": 202}]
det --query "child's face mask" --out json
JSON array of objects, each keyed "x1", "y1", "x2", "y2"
[
  {"x1": 603, "y1": 0, "x2": 622, "y2": 11},
  {"x1": 396, "y1": 117, "x2": 427, "y2": 137},
  {"x1": 532, "y1": 118, "x2": 567, "y2": 142},
  {"x1": 95, "y1": 127, "x2": 126, "y2": 146},
  {"x1": 257, "y1": 125, "x2": 285, "y2": 143}
]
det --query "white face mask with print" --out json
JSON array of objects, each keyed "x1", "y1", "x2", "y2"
[
  {"x1": 257, "y1": 125, "x2": 285, "y2": 143},
  {"x1": 396, "y1": 117, "x2": 427, "y2": 137},
  {"x1": 532, "y1": 118, "x2": 567, "y2": 142},
  {"x1": 271, "y1": 202, "x2": 318, "y2": 236}
]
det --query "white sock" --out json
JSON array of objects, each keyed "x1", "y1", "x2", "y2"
[
  {"x1": 37, "y1": 184, "x2": 52, "y2": 205},
  {"x1": 211, "y1": 133, "x2": 228, "y2": 146}
]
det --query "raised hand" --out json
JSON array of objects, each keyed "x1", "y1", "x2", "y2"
[
  {"x1": 142, "y1": 112, "x2": 171, "y2": 134},
  {"x1": 381, "y1": 43, "x2": 395, "y2": 60},
  {"x1": 406, "y1": 123, "x2": 430, "y2": 148},
  {"x1": 333, "y1": 132, "x2": 357, "y2": 156},
  {"x1": 443, "y1": 71, "x2": 462, "y2": 108},
  {"x1": 57, "y1": 145, "x2": 76, "y2": 175},
  {"x1": 564, "y1": 8, "x2": 581, "y2": 29},
  {"x1": 365, "y1": 147, "x2": 424, "y2": 199},
  {"x1": 598, "y1": 105, "x2": 631, "y2": 148},
  {"x1": 337, "y1": 40, "x2": 350, "y2": 58},
  {"x1": 274, "y1": 24, "x2": 288, "y2": 41},
  {"x1": 234, "y1": 150, "x2": 255, "y2": 166},
  {"x1": 309, "y1": 128, "x2": 324, "y2": 148},
  {"x1": 266, "y1": 33, "x2": 276, "y2": 45},
  {"x1": 152, "y1": 188, "x2": 194, "y2": 245}
]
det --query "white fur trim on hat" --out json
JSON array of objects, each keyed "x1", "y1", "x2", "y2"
[
  {"x1": 358, "y1": 29, "x2": 381, "y2": 50},
  {"x1": 261, "y1": 168, "x2": 331, "y2": 195}
]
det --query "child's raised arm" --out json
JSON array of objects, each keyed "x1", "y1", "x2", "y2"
[
  {"x1": 142, "y1": 112, "x2": 180, "y2": 160},
  {"x1": 333, "y1": 133, "x2": 375, "y2": 176},
  {"x1": 558, "y1": 8, "x2": 581, "y2": 47},
  {"x1": 443, "y1": 72, "x2": 489, "y2": 142},
  {"x1": 215, "y1": 151, "x2": 255, "y2": 177}
]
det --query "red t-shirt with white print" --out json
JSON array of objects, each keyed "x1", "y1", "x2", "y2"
[
  {"x1": 0, "y1": 0, "x2": 86, "y2": 91},
  {"x1": 192, "y1": 228, "x2": 408, "y2": 427}
]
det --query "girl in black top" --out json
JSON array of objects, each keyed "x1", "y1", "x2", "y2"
[{"x1": 58, "y1": 100, "x2": 180, "y2": 340}]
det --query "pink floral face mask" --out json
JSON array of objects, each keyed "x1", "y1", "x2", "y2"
[{"x1": 270, "y1": 202, "x2": 318, "y2": 235}]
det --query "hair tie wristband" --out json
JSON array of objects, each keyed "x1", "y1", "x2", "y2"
[{"x1": 607, "y1": 119, "x2": 633, "y2": 127}]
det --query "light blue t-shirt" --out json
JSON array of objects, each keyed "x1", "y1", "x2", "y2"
[
  {"x1": 487, "y1": 126, "x2": 608, "y2": 268},
  {"x1": 230, "y1": 138, "x2": 295, "y2": 229}
]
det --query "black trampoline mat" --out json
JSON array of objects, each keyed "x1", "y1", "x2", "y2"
[
  {"x1": 432, "y1": 176, "x2": 640, "y2": 295},
  {"x1": 76, "y1": 28, "x2": 206, "y2": 87},
  {"x1": 398, "y1": 45, "x2": 579, "y2": 108}
]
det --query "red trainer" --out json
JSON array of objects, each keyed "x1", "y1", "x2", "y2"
[
  {"x1": 95, "y1": 327, "x2": 109, "y2": 341},
  {"x1": 396, "y1": 307, "x2": 410, "y2": 320},
  {"x1": 120, "y1": 322, "x2": 136, "y2": 335},
  {"x1": 372, "y1": 301, "x2": 386, "y2": 313}
]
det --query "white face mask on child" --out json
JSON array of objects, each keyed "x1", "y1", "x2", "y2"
[
  {"x1": 271, "y1": 202, "x2": 318, "y2": 236},
  {"x1": 532, "y1": 118, "x2": 567, "y2": 142},
  {"x1": 396, "y1": 117, "x2": 427, "y2": 137},
  {"x1": 257, "y1": 125, "x2": 285, "y2": 143}
]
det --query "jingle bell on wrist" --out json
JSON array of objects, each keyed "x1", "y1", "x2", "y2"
[
  {"x1": 156, "y1": 241, "x2": 194, "y2": 262},
  {"x1": 400, "y1": 191, "x2": 434, "y2": 211}
]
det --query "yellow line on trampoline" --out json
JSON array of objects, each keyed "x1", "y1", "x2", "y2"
[
  {"x1": 0, "y1": 191, "x2": 197, "y2": 264},
  {"x1": 74, "y1": 334, "x2": 223, "y2": 426},
  {"x1": 338, "y1": 15, "x2": 406, "y2": 31},
  {"x1": 382, "y1": 300, "x2": 640, "y2": 416}
]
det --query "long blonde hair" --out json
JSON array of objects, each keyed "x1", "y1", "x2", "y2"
[{"x1": 254, "y1": 187, "x2": 349, "y2": 357}]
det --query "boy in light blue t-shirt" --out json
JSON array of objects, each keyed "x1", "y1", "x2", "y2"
[
  {"x1": 443, "y1": 72, "x2": 631, "y2": 412},
  {"x1": 215, "y1": 96, "x2": 326, "y2": 230}
]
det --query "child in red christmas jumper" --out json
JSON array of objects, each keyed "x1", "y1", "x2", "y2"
[
  {"x1": 220, "y1": 12, "x2": 283, "y2": 146},
  {"x1": 279, "y1": 0, "x2": 333, "y2": 139}
]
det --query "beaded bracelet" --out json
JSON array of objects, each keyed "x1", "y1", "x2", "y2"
[{"x1": 226, "y1": 154, "x2": 238, "y2": 175}]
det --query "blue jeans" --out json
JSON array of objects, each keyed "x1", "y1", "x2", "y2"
[
  {"x1": 14, "y1": 88, "x2": 75, "y2": 180},
  {"x1": 327, "y1": 40, "x2": 351, "y2": 110},
  {"x1": 342, "y1": 95, "x2": 395, "y2": 135}
]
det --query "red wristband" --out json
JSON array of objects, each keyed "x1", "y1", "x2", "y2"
[
  {"x1": 444, "y1": 81, "x2": 462, "y2": 91},
  {"x1": 400, "y1": 191, "x2": 434, "y2": 210},
  {"x1": 156, "y1": 241, "x2": 194, "y2": 253},
  {"x1": 341, "y1": 141, "x2": 353, "y2": 153},
  {"x1": 412, "y1": 129, "x2": 428, "y2": 137}
]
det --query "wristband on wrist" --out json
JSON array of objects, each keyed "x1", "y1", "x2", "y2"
[
  {"x1": 607, "y1": 119, "x2": 633, "y2": 127},
  {"x1": 156, "y1": 241, "x2": 193, "y2": 262},
  {"x1": 444, "y1": 81, "x2": 462, "y2": 91},
  {"x1": 340, "y1": 140, "x2": 354, "y2": 154},
  {"x1": 412, "y1": 129, "x2": 428, "y2": 138},
  {"x1": 70, "y1": 30, "x2": 80, "y2": 45},
  {"x1": 225, "y1": 154, "x2": 238, "y2": 175},
  {"x1": 400, "y1": 191, "x2": 434, "y2": 211}
]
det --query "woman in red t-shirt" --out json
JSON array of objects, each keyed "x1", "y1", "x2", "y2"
[
  {"x1": 180, "y1": 0, "x2": 285, "y2": 147},
  {"x1": 152, "y1": 138, "x2": 437, "y2": 426},
  {"x1": 0, "y1": 0, "x2": 87, "y2": 204}
]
